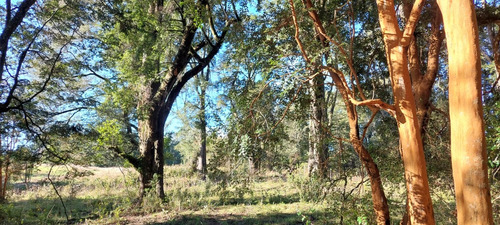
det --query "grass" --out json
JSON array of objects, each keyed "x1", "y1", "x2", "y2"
[{"x1": 1, "y1": 164, "x2": 498, "y2": 224}]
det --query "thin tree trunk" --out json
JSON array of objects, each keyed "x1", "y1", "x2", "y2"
[
  {"x1": 331, "y1": 74, "x2": 391, "y2": 225},
  {"x1": 436, "y1": 0, "x2": 494, "y2": 224},
  {"x1": 2, "y1": 154, "x2": 8, "y2": 200},
  {"x1": 197, "y1": 77, "x2": 207, "y2": 178},
  {"x1": 375, "y1": 0, "x2": 435, "y2": 224},
  {"x1": 0, "y1": 154, "x2": 3, "y2": 202},
  {"x1": 288, "y1": 0, "x2": 390, "y2": 222}
]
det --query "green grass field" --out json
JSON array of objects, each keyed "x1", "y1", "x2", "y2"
[{"x1": 1, "y1": 164, "x2": 497, "y2": 224}]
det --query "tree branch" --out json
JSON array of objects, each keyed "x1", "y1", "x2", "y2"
[
  {"x1": 110, "y1": 146, "x2": 141, "y2": 169},
  {"x1": 0, "y1": 0, "x2": 36, "y2": 82},
  {"x1": 47, "y1": 165, "x2": 69, "y2": 223},
  {"x1": 401, "y1": 0, "x2": 425, "y2": 46}
]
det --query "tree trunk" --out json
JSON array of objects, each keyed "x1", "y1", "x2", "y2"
[
  {"x1": 1, "y1": 154, "x2": 8, "y2": 201},
  {"x1": 197, "y1": 79, "x2": 207, "y2": 178},
  {"x1": 375, "y1": 1, "x2": 435, "y2": 224},
  {"x1": 308, "y1": 74, "x2": 328, "y2": 178},
  {"x1": 288, "y1": 0, "x2": 390, "y2": 221},
  {"x1": 436, "y1": 1, "x2": 494, "y2": 224},
  {"x1": 329, "y1": 74, "x2": 391, "y2": 225},
  {"x1": 0, "y1": 153, "x2": 3, "y2": 202},
  {"x1": 138, "y1": 82, "x2": 165, "y2": 199},
  {"x1": 405, "y1": 2, "x2": 443, "y2": 133}
]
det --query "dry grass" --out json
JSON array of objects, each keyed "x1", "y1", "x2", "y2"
[{"x1": 2, "y1": 163, "x2": 496, "y2": 224}]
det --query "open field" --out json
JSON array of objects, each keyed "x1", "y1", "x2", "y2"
[{"x1": 1, "y1": 164, "x2": 498, "y2": 224}]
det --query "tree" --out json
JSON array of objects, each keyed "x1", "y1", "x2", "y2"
[
  {"x1": 307, "y1": 66, "x2": 328, "y2": 178},
  {"x1": 288, "y1": 0, "x2": 391, "y2": 223},
  {"x1": 101, "y1": 0, "x2": 240, "y2": 198},
  {"x1": 0, "y1": 0, "x2": 36, "y2": 114},
  {"x1": 374, "y1": 0, "x2": 436, "y2": 223},
  {"x1": 194, "y1": 69, "x2": 209, "y2": 178},
  {"x1": 437, "y1": 0, "x2": 494, "y2": 223}
]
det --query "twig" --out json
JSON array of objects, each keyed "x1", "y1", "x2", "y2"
[
  {"x1": 47, "y1": 164, "x2": 69, "y2": 223},
  {"x1": 361, "y1": 109, "x2": 379, "y2": 141}
]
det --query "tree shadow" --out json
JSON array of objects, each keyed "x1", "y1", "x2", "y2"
[
  {"x1": 150, "y1": 212, "x2": 324, "y2": 225},
  {"x1": 1, "y1": 196, "x2": 128, "y2": 225},
  {"x1": 216, "y1": 192, "x2": 301, "y2": 206}
]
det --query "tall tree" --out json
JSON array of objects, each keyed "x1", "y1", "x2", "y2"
[
  {"x1": 307, "y1": 73, "x2": 328, "y2": 178},
  {"x1": 101, "y1": 0, "x2": 239, "y2": 198},
  {"x1": 289, "y1": 0, "x2": 391, "y2": 223},
  {"x1": 195, "y1": 69, "x2": 209, "y2": 178},
  {"x1": 374, "y1": 0, "x2": 435, "y2": 223},
  {"x1": 437, "y1": 0, "x2": 494, "y2": 223}
]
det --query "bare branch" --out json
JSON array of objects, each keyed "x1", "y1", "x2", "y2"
[
  {"x1": 47, "y1": 165, "x2": 69, "y2": 223},
  {"x1": 289, "y1": 0, "x2": 310, "y2": 63},
  {"x1": 0, "y1": 0, "x2": 36, "y2": 81},
  {"x1": 361, "y1": 110, "x2": 379, "y2": 141},
  {"x1": 349, "y1": 98, "x2": 395, "y2": 116}
]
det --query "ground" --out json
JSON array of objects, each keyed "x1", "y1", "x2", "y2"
[{"x1": 1, "y1": 164, "x2": 490, "y2": 224}]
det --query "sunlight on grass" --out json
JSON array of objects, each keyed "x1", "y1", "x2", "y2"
[{"x1": 1, "y1": 164, "x2": 494, "y2": 224}]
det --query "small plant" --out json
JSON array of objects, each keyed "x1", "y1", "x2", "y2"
[
  {"x1": 357, "y1": 216, "x2": 368, "y2": 225},
  {"x1": 297, "y1": 210, "x2": 314, "y2": 225},
  {"x1": 290, "y1": 174, "x2": 336, "y2": 202},
  {"x1": 141, "y1": 174, "x2": 164, "y2": 214}
]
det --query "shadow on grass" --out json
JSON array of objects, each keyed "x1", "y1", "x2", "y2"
[
  {"x1": 1, "y1": 195, "x2": 131, "y2": 225},
  {"x1": 215, "y1": 192, "x2": 301, "y2": 206},
  {"x1": 150, "y1": 212, "x2": 325, "y2": 225},
  {"x1": 12, "y1": 180, "x2": 71, "y2": 192}
]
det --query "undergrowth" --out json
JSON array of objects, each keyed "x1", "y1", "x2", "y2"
[{"x1": 1, "y1": 164, "x2": 498, "y2": 224}]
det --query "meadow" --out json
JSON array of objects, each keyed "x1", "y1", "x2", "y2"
[{"x1": 0, "y1": 163, "x2": 481, "y2": 225}]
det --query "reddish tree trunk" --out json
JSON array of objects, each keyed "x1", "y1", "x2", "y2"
[
  {"x1": 436, "y1": 0, "x2": 494, "y2": 224},
  {"x1": 375, "y1": 0, "x2": 435, "y2": 224}
]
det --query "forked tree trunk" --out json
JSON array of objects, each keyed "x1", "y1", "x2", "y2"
[
  {"x1": 375, "y1": 0, "x2": 435, "y2": 224},
  {"x1": 436, "y1": 0, "x2": 494, "y2": 224},
  {"x1": 117, "y1": 0, "x2": 231, "y2": 201},
  {"x1": 400, "y1": 4, "x2": 443, "y2": 223},
  {"x1": 308, "y1": 74, "x2": 328, "y2": 178},
  {"x1": 402, "y1": 1, "x2": 443, "y2": 134}
]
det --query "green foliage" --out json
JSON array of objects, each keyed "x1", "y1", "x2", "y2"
[
  {"x1": 96, "y1": 119, "x2": 124, "y2": 148},
  {"x1": 290, "y1": 174, "x2": 336, "y2": 203}
]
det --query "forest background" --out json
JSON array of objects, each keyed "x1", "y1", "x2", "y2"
[{"x1": 0, "y1": 0, "x2": 499, "y2": 224}]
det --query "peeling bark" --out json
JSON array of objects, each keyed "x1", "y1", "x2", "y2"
[
  {"x1": 333, "y1": 76, "x2": 390, "y2": 225},
  {"x1": 375, "y1": 0, "x2": 435, "y2": 224}
]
